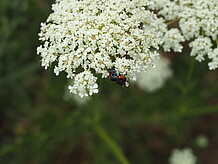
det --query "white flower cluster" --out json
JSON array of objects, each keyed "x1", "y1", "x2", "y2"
[
  {"x1": 150, "y1": 0, "x2": 218, "y2": 70},
  {"x1": 150, "y1": 0, "x2": 180, "y2": 21},
  {"x1": 68, "y1": 71, "x2": 98, "y2": 97},
  {"x1": 169, "y1": 148, "x2": 197, "y2": 164},
  {"x1": 189, "y1": 37, "x2": 213, "y2": 62},
  {"x1": 163, "y1": 28, "x2": 185, "y2": 53},
  {"x1": 135, "y1": 56, "x2": 173, "y2": 93},
  {"x1": 37, "y1": 0, "x2": 163, "y2": 97},
  {"x1": 64, "y1": 80, "x2": 91, "y2": 105}
]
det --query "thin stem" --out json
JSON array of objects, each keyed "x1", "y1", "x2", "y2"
[
  {"x1": 181, "y1": 105, "x2": 218, "y2": 117},
  {"x1": 93, "y1": 123, "x2": 130, "y2": 164},
  {"x1": 166, "y1": 18, "x2": 180, "y2": 25},
  {"x1": 186, "y1": 58, "x2": 196, "y2": 86},
  {"x1": 179, "y1": 58, "x2": 196, "y2": 99},
  {"x1": 201, "y1": 29, "x2": 205, "y2": 36}
]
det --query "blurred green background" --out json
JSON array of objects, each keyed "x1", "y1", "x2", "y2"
[{"x1": 1, "y1": 0, "x2": 218, "y2": 164}]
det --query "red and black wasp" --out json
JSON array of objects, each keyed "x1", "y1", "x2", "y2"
[{"x1": 109, "y1": 70, "x2": 126, "y2": 86}]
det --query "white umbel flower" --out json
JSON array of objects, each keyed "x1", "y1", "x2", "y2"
[
  {"x1": 163, "y1": 28, "x2": 185, "y2": 52},
  {"x1": 68, "y1": 71, "x2": 98, "y2": 98},
  {"x1": 169, "y1": 148, "x2": 197, "y2": 164},
  {"x1": 149, "y1": 0, "x2": 218, "y2": 70},
  {"x1": 149, "y1": 0, "x2": 180, "y2": 21},
  {"x1": 37, "y1": 0, "x2": 163, "y2": 97},
  {"x1": 136, "y1": 56, "x2": 173, "y2": 92},
  {"x1": 64, "y1": 82, "x2": 91, "y2": 105},
  {"x1": 178, "y1": 0, "x2": 218, "y2": 41},
  {"x1": 189, "y1": 37, "x2": 213, "y2": 62}
]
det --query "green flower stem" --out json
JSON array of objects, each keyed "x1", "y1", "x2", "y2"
[
  {"x1": 93, "y1": 123, "x2": 130, "y2": 164},
  {"x1": 186, "y1": 58, "x2": 196, "y2": 86},
  {"x1": 149, "y1": 105, "x2": 218, "y2": 124},
  {"x1": 181, "y1": 105, "x2": 218, "y2": 117},
  {"x1": 113, "y1": 104, "x2": 218, "y2": 127},
  {"x1": 166, "y1": 18, "x2": 180, "y2": 25},
  {"x1": 201, "y1": 29, "x2": 205, "y2": 36},
  {"x1": 179, "y1": 58, "x2": 196, "y2": 101}
]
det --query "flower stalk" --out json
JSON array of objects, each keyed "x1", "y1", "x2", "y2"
[
  {"x1": 93, "y1": 123, "x2": 130, "y2": 164},
  {"x1": 166, "y1": 18, "x2": 180, "y2": 25}
]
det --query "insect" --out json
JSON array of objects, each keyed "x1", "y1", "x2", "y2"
[{"x1": 109, "y1": 70, "x2": 126, "y2": 86}]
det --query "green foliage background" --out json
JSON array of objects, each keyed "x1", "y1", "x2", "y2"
[{"x1": 0, "y1": 0, "x2": 218, "y2": 164}]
